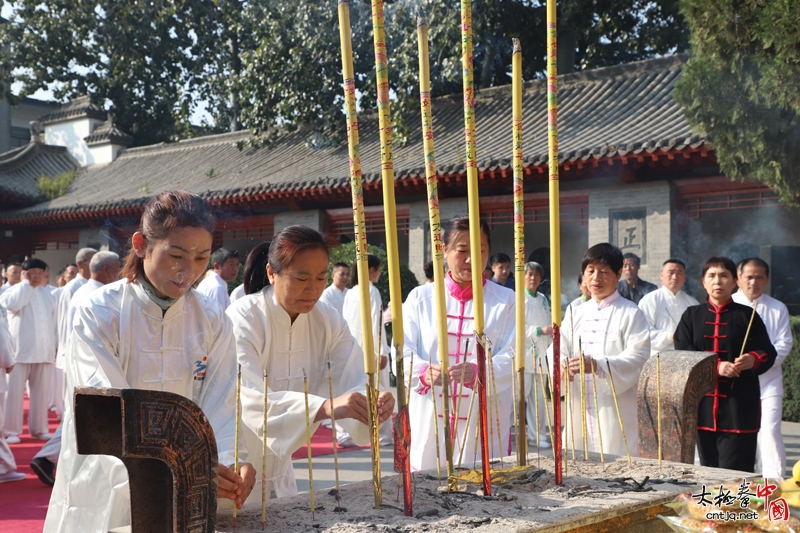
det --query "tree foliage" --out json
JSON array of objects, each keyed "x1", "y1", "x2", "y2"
[
  {"x1": 675, "y1": 0, "x2": 800, "y2": 206},
  {"x1": 327, "y1": 241, "x2": 419, "y2": 305},
  {"x1": 38, "y1": 168, "x2": 77, "y2": 200}
]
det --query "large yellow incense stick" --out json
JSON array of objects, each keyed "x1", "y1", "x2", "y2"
[
  {"x1": 511, "y1": 37, "x2": 527, "y2": 468},
  {"x1": 605, "y1": 359, "x2": 632, "y2": 467},
  {"x1": 580, "y1": 351, "x2": 588, "y2": 461},
  {"x1": 326, "y1": 361, "x2": 343, "y2": 511},
  {"x1": 460, "y1": 0, "x2": 491, "y2": 497},
  {"x1": 302, "y1": 370, "x2": 317, "y2": 521},
  {"x1": 416, "y1": 7, "x2": 455, "y2": 490},
  {"x1": 656, "y1": 353, "x2": 662, "y2": 470},
  {"x1": 546, "y1": 0, "x2": 564, "y2": 486},
  {"x1": 261, "y1": 372, "x2": 268, "y2": 530},
  {"x1": 336, "y1": 0, "x2": 382, "y2": 507},
  {"x1": 233, "y1": 365, "x2": 241, "y2": 526},
  {"x1": 590, "y1": 366, "x2": 605, "y2": 466},
  {"x1": 566, "y1": 359, "x2": 575, "y2": 464}
]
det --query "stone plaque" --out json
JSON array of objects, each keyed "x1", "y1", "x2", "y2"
[{"x1": 610, "y1": 209, "x2": 647, "y2": 264}]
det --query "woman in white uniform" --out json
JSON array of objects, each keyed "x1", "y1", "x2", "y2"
[
  {"x1": 45, "y1": 191, "x2": 255, "y2": 533},
  {"x1": 341, "y1": 254, "x2": 392, "y2": 446},
  {"x1": 403, "y1": 215, "x2": 515, "y2": 472},
  {"x1": 227, "y1": 226, "x2": 395, "y2": 500}
]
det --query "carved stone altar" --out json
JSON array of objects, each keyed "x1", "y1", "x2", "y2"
[
  {"x1": 74, "y1": 387, "x2": 219, "y2": 533},
  {"x1": 636, "y1": 351, "x2": 717, "y2": 464}
]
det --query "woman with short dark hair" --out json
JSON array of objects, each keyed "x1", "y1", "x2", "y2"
[{"x1": 674, "y1": 256, "x2": 776, "y2": 472}]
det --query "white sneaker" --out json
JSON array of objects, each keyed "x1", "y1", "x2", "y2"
[
  {"x1": 379, "y1": 436, "x2": 393, "y2": 447},
  {"x1": 5, "y1": 435, "x2": 20, "y2": 444},
  {"x1": 31, "y1": 433, "x2": 52, "y2": 441},
  {"x1": 337, "y1": 436, "x2": 357, "y2": 448},
  {"x1": 538, "y1": 439, "x2": 552, "y2": 449},
  {"x1": 0, "y1": 471, "x2": 25, "y2": 484}
]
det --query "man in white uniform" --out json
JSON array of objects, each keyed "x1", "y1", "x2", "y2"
[
  {"x1": 523, "y1": 262, "x2": 552, "y2": 448},
  {"x1": 0, "y1": 315, "x2": 25, "y2": 483},
  {"x1": 638, "y1": 259, "x2": 699, "y2": 356},
  {"x1": 0, "y1": 258, "x2": 58, "y2": 444},
  {"x1": 733, "y1": 257, "x2": 793, "y2": 479},
  {"x1": 196, "y1": 247, "x2": 239, "y2": 310},
  {"x1": 54, "y1": 248, "x2": 97, "y2": 416},
  {"x1": 319, "y1": 262, "x2": 350, "y2": 315},
  {"x1": 0, "y1": 263, "x2": 22, "y2": 295},
  {"x1": 30, "y1": 251, "x2": 120, "y2": 486},
  {"x1": 550, "y1": 243, "x2": 651, "y2": 457}
]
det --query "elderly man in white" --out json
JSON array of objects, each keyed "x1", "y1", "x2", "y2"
[
  {"x1": 523, "y1": 261, "x2": 552, "y2": 448},
  {"x1": 638, "y1": 259, "x2": 699, "y2": 356},
  {"x1": 733, "y1": 257, "x2": 793, "y2": 479},
  {"x1": 197, "y1": 247, "x2": 240, "y2": 310}
]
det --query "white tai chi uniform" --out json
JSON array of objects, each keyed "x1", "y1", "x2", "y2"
[
  {"x1": 524, "y1": 290, "x2": 552, "y2": 444},
  {"x1": 403, "y1": 274, "x2": 516, "y2": 472},
  {"x1": 44, "y1": 280, "x2": 242, "y2": 533},
  {"x1": 35, "y1": 278, "x2": 105, "y2": 465},
  {"x1": 53, "y1": 275, "x2": 88, "y2": 416},
  {"x1": 638, "y1": 285, "x2": 699, "y2": 356},
  {"x1": 342, "y1": 282, "x2": 392, "y2": 443},
  {"x1": 319, "y1": 284, "x2": 348, "y2": 315},
  {"x1": 0, "y1": 317, "x2": 19, "y2": 475},
  {"x1": 0, "y1": 279, "x2": 57, "y2": 439},
  {"x1": 549, "y1": 290, "x2": 650, "y2": 457},
  {"x1": 229, "y1": 283, "x2": 245, "y2": 304},
  {"x1": 228, "y1": 287, "x2": 370, "y2": 501},
  {"x1": 733, "y1": 292, "x2": 793, "y2": 479},
  {"x1": 196, "y1": 271, "x2": 231, "y2": 311}
]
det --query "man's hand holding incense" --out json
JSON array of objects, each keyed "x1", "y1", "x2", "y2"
[
  {"x1": 568, "y1": 354, "x2": 596, "y2": 379},
  {"x1": 377, "y1": 391, "x2": 395, "y2": 424},
  {"x1": 733, "y1": 353, "x2": 756, "y2": 372},
  {"x1": 317, "y1": 392, "x2": 369, "y2": 425},
  {"x1": 448, "y1": 362, "x2": 475, "y2": 386},
  {"x1": 718, "y1": 361, "x2": 740, "y2": 378},
  {"x1": 218, "y1": 462, "x2": 256, "y2": 509}
]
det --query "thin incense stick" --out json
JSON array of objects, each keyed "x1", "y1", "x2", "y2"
[
  {"x1": 605, "y1": 359, "x2": 632, "y2": 467},
  {"x1": 336, "y1": 0, "x2": 381, "y2": 507},
  {"x1": 537, "y1": 360, "x2": 556, "y2": 460},
  {"x1": 233, "y1": 364, "x2": 241, "y2": 528},
  {"x1": 429, "y1": 365, "x2": 443, "y2": 484},
  {"x1": 457, "y1": 375, "x2": 478, "y2": 470},
  {"x1": 452, "y1": 339, "x2": 471, "y2": 451},
  {"x1": 590, "y1": 365, "x2": 605, "y2": 467},
  {"x1": 566, "y1": 357, "x2": 575, "y2": 464},
  {"x1": 579, "y1": 350, "x2": 588, "y2": 461},
  {"x1": 302, "y1": 369, "x2": 316, "y2": 520},
  {"x1": 739, "y1": 301, "x2": 758, "y2": 358},
  {"x1": 510, "y1": 348, "x2": 519, "y2": 462},
  {"x1": 261, "y1": 372, "x2": 268, "y2": 530},
  {"x1": 327, "y1": 361, "x2": 342, "y2": 512},
  {"x1": 407, "y1": 351, "x2": 413, "y2": 408},
  {"x1": 656, "y1": 352, "x2": 662, "y2": 471},
  {"x1": 533, "y1": 344, "x2": 540, "y2": 466},
  {"x1": 487, "y1": 345, "x2": 505, "y2": 468},
  {"x1": 544, "y1": 355, "x2": 564, "y2": 475}
]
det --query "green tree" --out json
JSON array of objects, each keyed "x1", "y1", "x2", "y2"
[
  {"x1": 327, "y1": 241, "x2": 419, "y2": 305},
  {"x1": 675, "y1": 0, "x2": 800, "y2": 205}
]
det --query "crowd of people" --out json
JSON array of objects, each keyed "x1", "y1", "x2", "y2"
[{"x1": 0, "y1": 189, "x2": 792, "y2": 532}]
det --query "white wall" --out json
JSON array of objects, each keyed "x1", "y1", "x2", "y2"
[{"x1": 44, "y1": 117, "x2": 104, "y2": 167}]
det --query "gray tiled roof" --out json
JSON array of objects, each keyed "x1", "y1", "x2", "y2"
[
  {"x1": 2, "y1": 54, "x2": 704, "y2": 220},
  {"x1": 0, "y1": 142, "x2": 79, "y2": 205},
  {"x1": 84, "y1": 119, "x2": 134, "y2": 147}
]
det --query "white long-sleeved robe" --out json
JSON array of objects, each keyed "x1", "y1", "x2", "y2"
[
  {"x1": 229, "y1": 283, "x2": 245, "y2": 304},
  {"x1": 524, "y1": 291, "x2": 552, "y2": 441},
  {"x1": 0, "y1": 316, "x2": 18, "y2": 475},
  {"x1": 44, "y1": 280, "x2": 241, "y2": 533},
  {"x1": 319, "y1": 284, "x2": 348, "y2": 315},
  {"x1": 549, "y1": 290, "x2": 650, "y2": 457},
  {"x1": 403, "y1": 275, "x2": 516, "y2": 472},
  {"x1": 56, "y1": 275, "x2": 87, "y2": 359},
  {"x1": 638, "y1": 285, "x2": 698, "y2": 356},
  {"x1": 227, "y1": 286, "x2": 370, "y2": 500},
  {"x1": 196, "y1": 271, "x2": 231, "y2": 311}
]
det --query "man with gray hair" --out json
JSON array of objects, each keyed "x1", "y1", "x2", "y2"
[
  {"x1": 29, "y1": 251, "x2": 119, "y2": 486},
  {"x1": 197, "y1": 247, "x2": 239, "y2": 310},
  {"x1": 53, "y1": 248, "x2": 97, "y2": 417}
]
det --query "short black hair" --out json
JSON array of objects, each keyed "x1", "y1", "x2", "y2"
[
  {"x1": 66, "y1": 263, "x2": 77, "y2": 269},
  {"x1": 662, "y1": 258, "x2": 687, "y2": 270},
  {"x1": 577, "y1": 273, "x2": 583, "y2": 284},
  {"x1": 443, "y1": 215, "x2": 491, "y2": 249},
  {"x1": 491, "y1": 252, "x2": 511, "y2": 266},
  {"x1": 211, "y1": 247, "x2": 238, "y2": 267},
  {"x1": 332, "y1": 262, "x2": 350, "y2": 271},
  {"x1": 6, "y1": 262, "x2": 21, "y2": 268},
  {"x1": 423, "y1": 261, "x2": 434, "y2": 280},
  {"x1": 22, "y1": 258, "x2": 48, "y2": 271},
  {"x1": 622, "y1": 253, "x2": 641, "y2": 267},
  {"x1": 702, "y1": 256, "x2": 737, "y2": 280},
  {"x1": 737, "y1": 257, "x2": 770, "y2": 277},
  {"x1": 581, "y1": 243, "x2": 624, "y2": 274},
  {"x1": 349, "y1": 254, "x2": 381, "y2": 288}
]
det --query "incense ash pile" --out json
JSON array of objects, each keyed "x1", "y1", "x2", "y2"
[{"x1": 216, "y1": 455, "x2": 730, "y2": 533}]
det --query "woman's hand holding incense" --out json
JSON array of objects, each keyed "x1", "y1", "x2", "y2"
[
  {"x1": 218, "y1": 462, "x2": 256, "y2": 509},
  {"x1": 317, "y1": 392, "x2": 370, "y2": 425},
  {"x1": 377, "y1": 391, "x2": 395, "y2": 423}
]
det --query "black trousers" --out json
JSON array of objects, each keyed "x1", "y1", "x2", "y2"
[{"x1": 697, "y1": 430, "x2": 758, "y2": 473}]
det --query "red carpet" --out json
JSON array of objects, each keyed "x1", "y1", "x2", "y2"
[
  {"x1": 0, "y1": 395, "x2": 61, "y2": 533},
  {"x1": 291, "y1": 425, "x2": 370, "y2": 460}
]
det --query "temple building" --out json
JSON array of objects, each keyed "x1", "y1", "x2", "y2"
[{"x1": 1, "y1": 55, "x2": 798, "y2": 309}]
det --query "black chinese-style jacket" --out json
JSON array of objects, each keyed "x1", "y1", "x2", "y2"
[{"x1": 674, "y1": 299, "x2": 777, "y2": 433}]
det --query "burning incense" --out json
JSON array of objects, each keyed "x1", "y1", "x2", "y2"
[
  {"x1": 579, "y1": 349, "x2": 589, "y2": 461},
  {"x1": 605, "y1": 359, "x2": 632, "y2": 467},
  {"x1": 511, "y1": 37, "x2": 527, "y2": 467},
  {"x1": 656, "y1": 352, "x2": 662, "y2": 470},
  {"x1": 460, "y1": 0, "x2": 491, "y2": 496},
  {"x1": 336, "y1": 0, "x2": 382, "y2": 506},
  {"x1": 429, "y1": 365, "x2": 443, "y2": 484},
  {"x1": 261, "y1": 372, "x2": 268, "y2": 530},
  {"x1": 590, "y1": 365, "x2": 605, "y2": 467},
  {"x1": 327, "y1": 361, "x2": 342, "y2": 511},
  {"x1": 302, "y1": 369, "x2": 316, "y2": 520},
  {"x1": 234, "y1": 364, "x2": 241, "y2": 527}
]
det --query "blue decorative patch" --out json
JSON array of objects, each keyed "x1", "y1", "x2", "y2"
[{"x1": 193, "y1": 357, "x2": 208, "y2": 381}]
